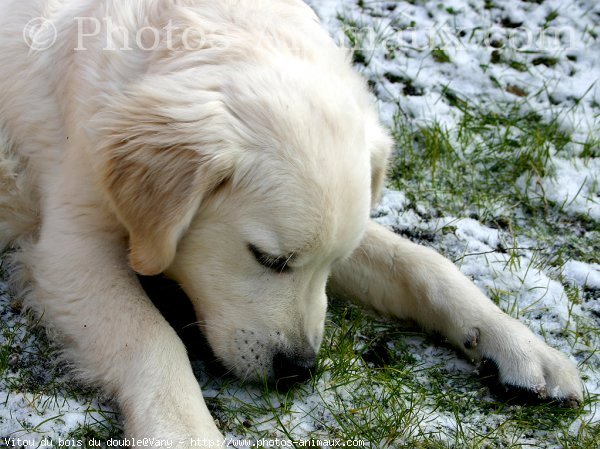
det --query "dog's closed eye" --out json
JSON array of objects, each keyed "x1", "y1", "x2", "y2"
[{"x1": 248, "y1": 244, "x2": 292, "y2": 273}]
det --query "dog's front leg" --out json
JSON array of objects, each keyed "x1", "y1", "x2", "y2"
[
  {"x1": 29, "y1": 202, "x2": 224, "y2": 446},
  {"x1": 330, "y1": 220, "x2": 582, "y2": 405}
]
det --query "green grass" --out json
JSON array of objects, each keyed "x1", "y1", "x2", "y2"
[
  {"x1": 389, "y1": 95, "x2": 599, "y2": 266},
  {"x1": 0, "y1": 280, "x2": 121, "y2": 437},
  {"x1": 1, "y1": 0, "x2": 599, "y2": 446},
  {"x1": 190, "y1": 300, "x2": 599, "y2": 448}
]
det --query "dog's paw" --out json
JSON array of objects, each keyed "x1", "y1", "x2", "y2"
[{"x1": 464, "y1": 321, "x2": 583, "y2": 407}]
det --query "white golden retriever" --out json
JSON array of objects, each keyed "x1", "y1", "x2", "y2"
[{"x1": 0, "y1": 0, "x2": 583, "y2": 445}]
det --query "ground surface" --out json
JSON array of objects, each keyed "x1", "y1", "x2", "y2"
[{"x1": 1, "y1": 0, "x2": 599, "y2": 447}]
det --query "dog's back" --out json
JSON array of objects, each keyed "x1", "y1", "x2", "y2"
[
  {"x1": 0, "y1": 0, "x2": 84, "y2": 249},
  {"x1": 0, "y1": 127, "x2": 39, "y2": 250}
]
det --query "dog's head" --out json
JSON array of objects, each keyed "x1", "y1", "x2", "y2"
[{"x1": 93, "y1": 27, "x2": 391, "y2": 386}]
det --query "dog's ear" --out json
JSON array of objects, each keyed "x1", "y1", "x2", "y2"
[
  {"x1": 93, "y1": 81, "x2": 236, "y2": 275},
  {"x1": 367, "y1": 121, "x2": 393, "y2": 206}
]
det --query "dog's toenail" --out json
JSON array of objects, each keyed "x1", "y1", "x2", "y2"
[
  {"x1": 533, "y1": 384, "x2": 548, "y2": 399},
  {"x1": 566, "y1": 396, "x2": 581, "y2": 408}
]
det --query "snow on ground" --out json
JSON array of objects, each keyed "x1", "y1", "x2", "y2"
[
  {"x1": 0, "y1": 278, "x2": 117, "y2": 440},
  {"x1": 0, "y1": 393, "x2": 107, "y2": 439},
  {"x1": 311, "y1": 0, "x2": 599, "y2": 133},
  {"x1": 562, "y1": 260, "x2": 600, "y2": 290},
  {"x1": 303, "y1": 0, "x2": 600, "y2": 442},
  {"x1": 518, "y1": 157, "x2": 600, "y2": 221},
  {"x1": 1, "y1": 0, "x2": 599, "y2": 445}
]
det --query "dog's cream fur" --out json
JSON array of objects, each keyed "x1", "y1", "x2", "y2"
[{"x1": 0, "y1": 0, "x2": 582, "y2": 445}]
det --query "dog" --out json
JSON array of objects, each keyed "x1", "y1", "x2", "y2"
[{"x1": 0, "y1": 0, "x2": 583, "y2": 445}]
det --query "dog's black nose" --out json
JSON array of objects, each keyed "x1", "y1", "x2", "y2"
[{"x1": 272, "y1": 349, "x2": 316, "y2": 391}]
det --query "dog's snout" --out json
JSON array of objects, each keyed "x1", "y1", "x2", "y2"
[{"x1": 272, "y1": 349, "x2": 316, "y2": 391}]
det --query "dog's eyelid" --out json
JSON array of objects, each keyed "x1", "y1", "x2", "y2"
[{"x1": 248, "y1": 243, "x2": 294, "y2": 273}]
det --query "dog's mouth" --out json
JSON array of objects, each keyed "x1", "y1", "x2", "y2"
[
  {"x1": 137, "y1": 274, "x2": 316, "y2": 390},
  {"x1": 210, "y1": 328, "x2": 318, "y2": 390}
]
